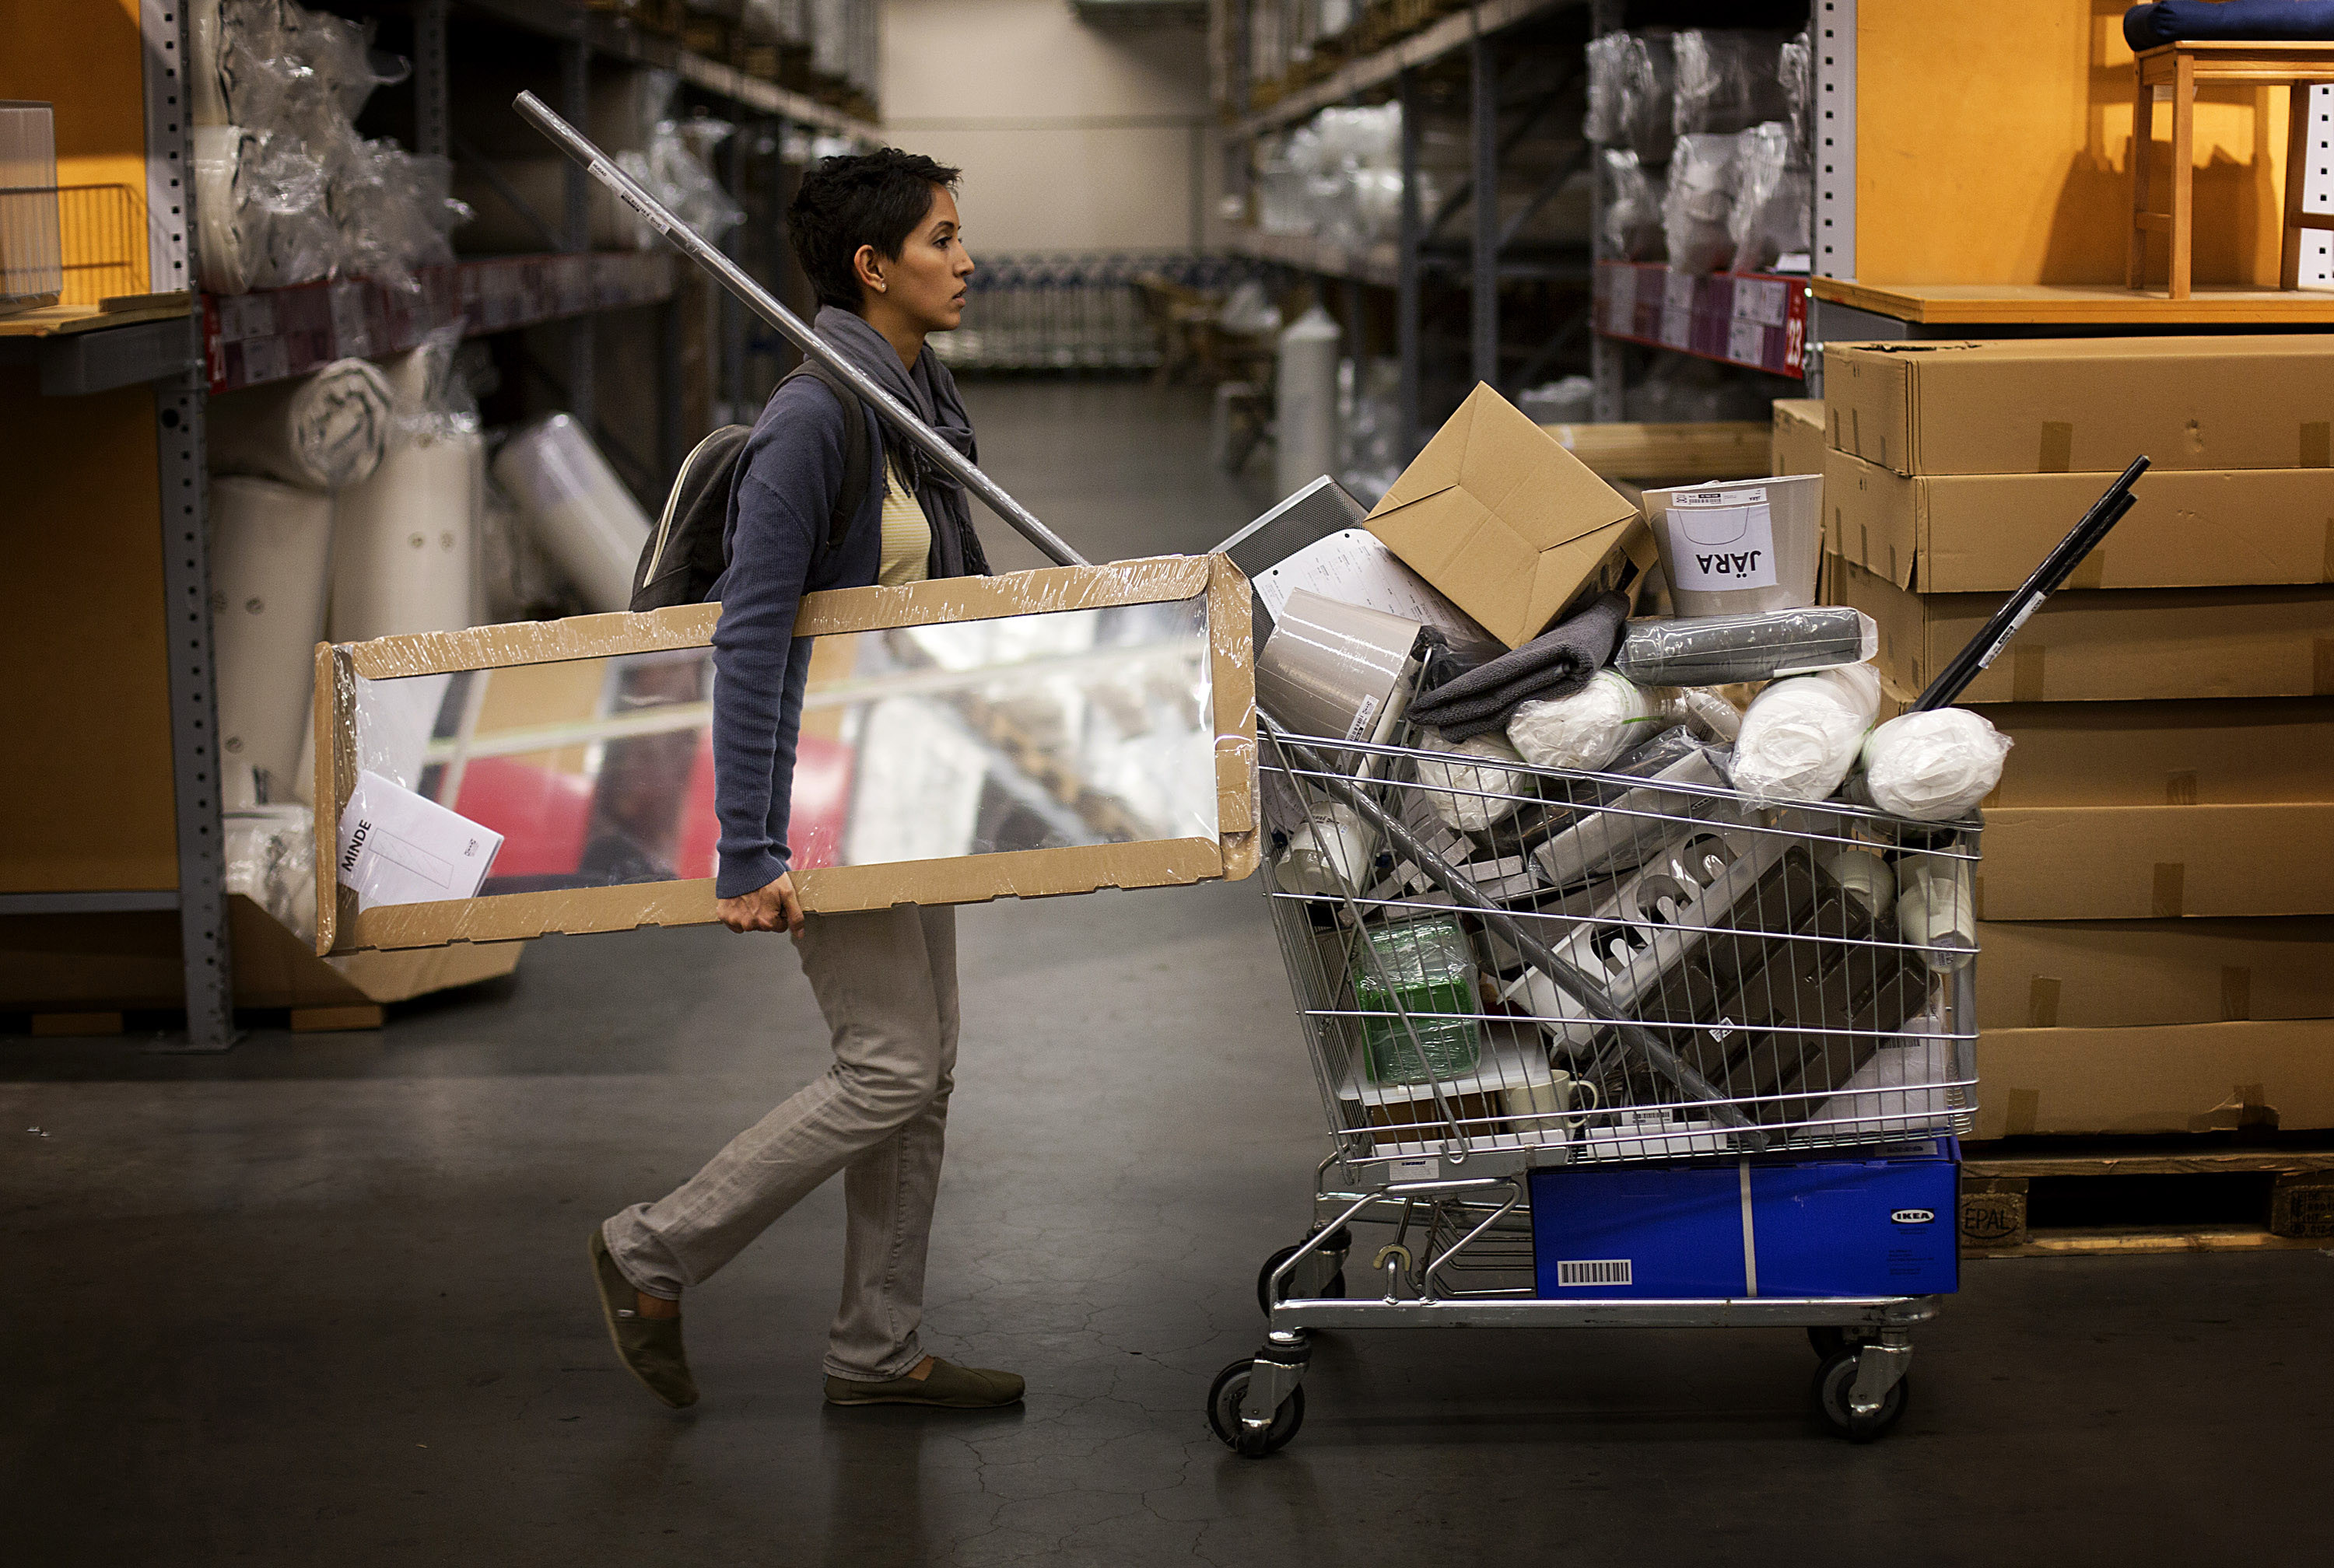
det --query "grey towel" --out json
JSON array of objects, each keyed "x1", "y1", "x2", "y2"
[
  {"x1": 813, "y1": 305, "x2": 990, "y2": 577},
  {"x1": 1407, "y1": 592, "x2": 1630, "y2": 740}
]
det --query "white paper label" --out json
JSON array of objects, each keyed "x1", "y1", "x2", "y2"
[
  {"x1": 1664, "y1": 487, "x2": 1779, "y2": 591},
  {"x1": 337, "y1": 770, "x2": 504, "y2": 908},
  {"x1": 1386, "y1": 1155, "x2": 1440, "y2": 1182}
]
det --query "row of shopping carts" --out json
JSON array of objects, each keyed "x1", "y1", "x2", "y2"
[{"x1": 1214, "y1": 706, "x2": 1979, "y2": 1451}]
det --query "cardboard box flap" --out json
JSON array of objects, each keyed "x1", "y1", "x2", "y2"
[
  {"x1": 1977, "y1": 1019, "x2": 2334, "y2": 1139},
  {"x1": 1367, "y1": 383, "x2": 1644, "y2": 648}
]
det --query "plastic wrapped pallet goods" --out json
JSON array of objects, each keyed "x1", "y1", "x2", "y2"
[
  {"x1": 209, "y1": 476, "x2": 336, "y2": 800},
  {"x1": 329, "y1": 429, "x2": 482, "y2": 642},
  {"x1": 491, "y1": 415, "x2": 653, "y2": 614},
  {"x1": 209, "y1": 359, "x2": 394, "y2": 492}
]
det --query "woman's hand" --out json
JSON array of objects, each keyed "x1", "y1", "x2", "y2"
[{"x1": 716, "y1": 872, "x2": 804, "y2": 938}]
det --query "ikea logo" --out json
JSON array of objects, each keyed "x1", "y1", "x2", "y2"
[{"x1": 1891, "y1": 1208, "x2": 1936, "y2": 1226}]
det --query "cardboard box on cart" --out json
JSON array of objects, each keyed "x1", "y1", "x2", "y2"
[{"x1": 312, "y1": 555, "x2": 1260, "y2": 956}]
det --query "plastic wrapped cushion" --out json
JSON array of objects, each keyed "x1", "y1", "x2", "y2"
[
  {"x1": 1860, "y1": 709, "x2": 2012, "y2": 822},
  {"x1": 1728, "y1": 663, "x2": 1883, "y2": 804},
  {"x1": 1614, "y1": 607, "x2": 1877, "y2": 686},
  {"x1": 1414, "y1": 730, "x2": 1531, "y2": 834},
  {"x1": 1661, "y1": 133, "x2": 1738, "y2": 274},
  {"x1": 1585, "y1": 31, "x2": 1674, "y2": 164},
  {"x1": 1600, "y1": 149, "x2": 1665, "y2": 261},
  {"x1": 1779, "y1": 28, "x2": 1814, "y2": 143},
  {"x1": 194, "y1": 124, "x2": 338, "y2": 292},
  {"x1": 1728, "y1": 121, "x2": 1808, "y2": 271},
  {"x1": 1507, "y1": 670, "x2": 1687, "y2": 773},
  {"x1": 1670, "y1": 30, "x2": 1792, "y2": 138}
]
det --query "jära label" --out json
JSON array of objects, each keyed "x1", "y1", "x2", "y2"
[{"x1": 1663, "y1": 487, "x2": 1777, "y2": 592}]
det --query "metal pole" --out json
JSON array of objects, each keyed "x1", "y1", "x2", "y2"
[
  {"x1": 559, "y1": 44, "x2": 595, "y2": 434},
  {"x1": 516, "y1": 90, "x2": 1088, "y2": 569},
  {"x1": 1470, "y1": 26, "x2": 1499, "y2": 391},
  {"x1": 1396, "y1": 67, "x2": 1421, "y2": 459},
  {"x1": 415, "y1": 0, "x2": 450, "y2": 160}
]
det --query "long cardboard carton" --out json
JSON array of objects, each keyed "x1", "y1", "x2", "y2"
[
  {"x1": 1824, "y1": 449, "x2": 2334, "y2": 593},
  {"x1": 313, "y1": 555, "x2": 1259, "y2": 955},
  {"x1": 1832, "y1": 560, "x2": 2334, "y2": 703},
  {"x1": 1823, "y1": 337, "x2": 2334, "y2": 477},
  {"x1": 1977, "y1": 916, "x2": 2334, "y2": 1031},
  {"x1": 1770, "y1": 397, "x2": 1824, "y2": 479},
  {"x1": 1369, "y1": 383, "x2": 1651, "y2": 649},
  {"x1": 1540, "y1": 419, "x2": 1770, "y2": 482},
  {"x1": 1975, "y1": 1018, "x2": 2334, "y2": 1139},
  {"x1": 1985, "y1": 698, "x2": 2334, "y2": 807},
  {"x1": 1978, "y1": 803, "x2": 2334, "y2": 920}
]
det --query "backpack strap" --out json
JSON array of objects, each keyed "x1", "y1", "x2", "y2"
[{"x1": 781, "y1": 359, "x2": 874, "y2": 555}]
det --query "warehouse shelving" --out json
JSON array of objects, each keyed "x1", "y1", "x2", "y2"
[
  {"x1": 1595, "y1": 261, "x2": 1809, "y2": 378},
  {"x1": 1, "y1": 1, "x2": 873, "y2": 1048}
]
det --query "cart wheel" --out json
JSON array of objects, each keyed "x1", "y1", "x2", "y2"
[
  {"x1": 1256, "y1": 1242, "x2": 1350, "y2": 1315},
  {"x1": 1207, "y1": 1360, "x2": 1304, "y2": 1457},
  {"x1": 1814, "y1": 1348, "x2": 1908, "y2": 1443}
]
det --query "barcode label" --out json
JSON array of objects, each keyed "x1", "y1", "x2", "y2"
[{"x1": 1557, "y1": 1258, "x2": 1633, "y2": 1287}]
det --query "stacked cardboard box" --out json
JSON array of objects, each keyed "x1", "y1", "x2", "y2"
[{"x1": 1815, "y1": 338, "x2": 2334, "y2": 1139}]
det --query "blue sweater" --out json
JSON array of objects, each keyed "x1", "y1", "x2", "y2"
[{"x1": 707, "y1": 374, "x2": 895, "y2": 899}]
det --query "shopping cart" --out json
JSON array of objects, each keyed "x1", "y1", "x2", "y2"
[{"x1": 1211, "y1": 716, "x2": 1979, "y2": 1451}]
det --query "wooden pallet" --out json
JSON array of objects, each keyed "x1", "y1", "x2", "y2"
[{"x1": 1960, "y1": 1139, "x2": 2334, "y2": 1257}]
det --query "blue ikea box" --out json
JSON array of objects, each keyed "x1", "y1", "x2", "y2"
[{"x1": 1529, "y1": 1140, "x2": 1958, "y2": 1299}]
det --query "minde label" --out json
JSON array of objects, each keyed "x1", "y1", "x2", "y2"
[{"x1": 1665, "y1": 487, "x2": 1778, "y2": 591}]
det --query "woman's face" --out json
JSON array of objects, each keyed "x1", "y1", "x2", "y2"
[{"x1": 858, "y1": 185, "x2": 973, "y2": 334}]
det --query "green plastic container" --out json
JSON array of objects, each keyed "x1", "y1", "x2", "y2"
[{"x1": 1354, "y1": 916, "x2": 1483, "y2": 1086}]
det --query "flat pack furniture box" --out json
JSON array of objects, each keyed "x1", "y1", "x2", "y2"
[
  {"x1": 1976, "y1": 916, "x2": 2334, "y2": 1031},
  {"x1": 1977, "y1": 1019, "x2": 2334, "y2": 1138},
  {"x1": 1528, "y1": 1143, "x2": 1959, "y2": 1300},
  {"x1": 1367, "y1": 383, "x2": 1653, "y2": 649},
  {"x1": 1822, "y1": 337, "x2": 2334, "y2": 477},
  {"x1": 1983, "y1": 698, "x2": 2334, "y2": 808},
  {"x1": 1977, "y1": 803, "x2": 2334, "y2": 921},
  {"x1": 313, "y1": 555, "x2": 1258, "y2": 954},
  {"x1": 1823, "y1": 449, "x2": 2334, "y2": 593},
  {"x1": 1831, "y1": 560, "x2": 2334, "y2": 704},
  {"x1": 1771, "y1": 397, "x2": 1825, "y2": 480}
]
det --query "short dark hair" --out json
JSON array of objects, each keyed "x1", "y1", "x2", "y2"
[{"x1": 787, "y1": 149, "x2": 962, "y2": 311}]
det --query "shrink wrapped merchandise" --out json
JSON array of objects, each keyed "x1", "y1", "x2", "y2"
[
  {"x1": 1670, "y1": 30, "x2": 1792, "y2": 139},
  {"x1": 1275, "y1": 800, "x2": 1382, "y2": 898},
  {"x1": 210, "y1": 476, "x2": 336, "y2": 800},
  {"x1": 1506, "y1": 670, "x2": 1688, "y2": 773},
  {"x1": 1614, "y1": 607, "x2": 1877, "y2": 687},
  {"x1": 1859, "y1": 709, "x2": 2012, "y2": 823},
  {"x1": 1726, "y1": 122, "x2": 1809, "y2": 272},
  {"x1": 1584, "y1": 31, "x2": 1674, "y2": 164},
  {"x1": 1779, "y1": 27, "x2": 1814, "y2": 144},
  {"x1": 1898, "y1": 859, "x2": 1977, "y2": 971},
  {"x1": 1660, "y1": 133, "x2": 1738, "y2": 275},
  {"x1": 1727, "y1": 663, "x2": 1884, "y2": 805},
  {"x1": 492, "y1": 414, "x2": 654, "y2": 614},
  {"x1": 225, "y1": 805, "x2": 319, "y2": 945},
  {"x1": 194, "y1": 124, "x2": 338, "y2": 293},
  {"x1": 1414, "y1": 730, "x2": 1530, "y2": 834},
  {"x1": 208, "y1": 358, "x2": 394, "y2": 492},
  {"x1": 1821, "y1": 847, "x2": 1896, "y2": 917},
  {"x1": 1599, "y1": 149, "x2": 1666, "y2": 261}
]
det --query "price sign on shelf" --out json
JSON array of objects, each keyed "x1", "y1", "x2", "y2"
[
  {"x1": 1726, "y1": 317, "x2": 1768, "y2": 367},
  {"x1": 1659, "y1": 306, "x2": 1691, "y2": 348}
]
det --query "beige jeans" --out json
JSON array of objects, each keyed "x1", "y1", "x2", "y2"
[{"x1": 603, "y1": 904, "x2": 958, "y2": 1381}]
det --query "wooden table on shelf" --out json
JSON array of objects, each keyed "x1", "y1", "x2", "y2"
[
  {"x1": 1810, "y1": 278, "x2": 2334, "y2": 327},
  {"x1": 0, "y1": 293, "x2": 191, "y2": 338}
]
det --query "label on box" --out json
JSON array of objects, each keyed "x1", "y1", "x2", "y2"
[
  {"x1": 337, "y1": 769, "x2": 503, "y2": 908},
  {"x1": 1663, "y1": 487, "x2": 1778, "y2": 591}
]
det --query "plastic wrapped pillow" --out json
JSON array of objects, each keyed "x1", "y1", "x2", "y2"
[
  {"x1": 1729, "y1": 122, "x2": 1809, "y2": 271},
  {"x1": 1860, "y1": 709, "x2": 2013, "y2": 822},
  {"x1": 1585, "y1": 31, "x2": 1674, "y2": 163},
  {"x1": 1727, "y1": 663, "x2": 1883, "y2": 804},
  {"x1": 1661, "y1": 133, "x2": 1738, "y2": 274},
  {"x1": 1671, "y1": 30, "x2": 1792, "y2": 138},
  {"x1": 1507, "y1": 670, "x2": 1687, "y2": 773},
  {"x1": 1600, "y1": 149, "x2": 1665, "y2": 261},
  {"x1": 1414, "y1": 730, "x2": 1531, "y2": 835},
  {"x1": 1780, "y1": 28, "x2": 1814, "y2": 143},
  {"x1": 1614, "y1": 607, "x2": 1877, "y2": 686}
]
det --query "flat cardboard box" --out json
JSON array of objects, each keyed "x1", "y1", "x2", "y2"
[
  {"x1": 1985, "y1": 698, "x2": 2334, "y2": 807},
  {"x1": 0, "y1": 896, "x2": 523, "y2": 1011},
  {"x1": 315, "y1": 555, "x2": 1259, "y2": 955},
  {"x1": 1976, "y1": 916, "x2": 2334, "y2": 1031},
  {"x1": 1539, "y1": 419, "x2": 1769, "y2": 482},
  {"x1": 1824, "y1": 448, "x2": 2334, "y2": 592},
  {"x1": 1977, "y1": 803, "x2": 2334, "y2": 920},
  {"x1": 1823, "y1": 337, "x2": 2334, "y2": 476},
  {"x1": 1369, "y1": 383, "x2": 1652, "y2": 649},
  {"x1": 1975, "y1": 1018, "x2": 2334, "y2": 1139},
  {"x1": 1831, "y1": 559, "x2": 2334, "y2": 703},
  {"x1": 1770, "y1": 398, "x2": 1825, "y2": 480}
]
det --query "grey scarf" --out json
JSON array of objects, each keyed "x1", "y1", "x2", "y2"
[{"x1": 812, "y1": 306, "x2": 990, "y2": 578}]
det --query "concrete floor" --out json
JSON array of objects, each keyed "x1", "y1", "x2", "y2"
[{"x1": 5, "y1": 382, "x2": 2329, "y2": 1566}]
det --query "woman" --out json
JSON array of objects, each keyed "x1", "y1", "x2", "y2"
[{"x1": 589, "y1": 149, "x2": 1019, "y2": 1412}]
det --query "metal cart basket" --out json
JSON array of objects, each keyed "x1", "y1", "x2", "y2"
[{"x1": 1211, "y1": 717, "x2": 1981, "y2": 1451}]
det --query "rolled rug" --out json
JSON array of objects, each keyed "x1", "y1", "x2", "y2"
[
  {"x1": 192, "y1": 124, "x2": 254, "y2": 294},
  {"x1": 492, "y1": 415, "x2": 654, "y2": 614},
  {"x1": 210, "y1": 357, "x2": 394, "y2": 492},
  {"x1": 330, "y1": 426, "x2": 482, "y2": 642},
  {"x1": 209, "y1": 475, "x2": 335, "y2": 800}
]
